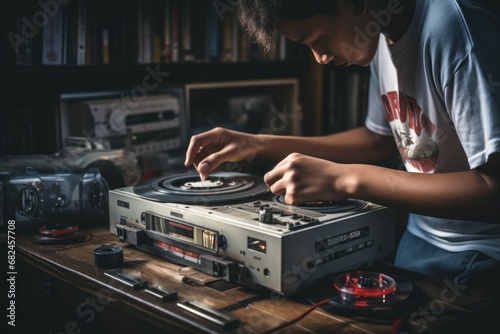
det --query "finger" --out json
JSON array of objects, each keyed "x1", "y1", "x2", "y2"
[
  {"x1": 193, "y1": 145, "x2": 234, "y2": 180},
  {"x1": 264, "y1": 157, "x2": 293, "y2": 184},
  {"x1": 190, "y1": 146, "x2": 211, "y2": 180},
  {"x1": 184, "y1": 134, "x2": 215, "y2": 166},
  {"x1": 268, "y1": 178, "x2": 286, "y2": 197},
  {"x1": 283, "y1": 192, "x2": 297, "y2": 205},
  {"x1": 184, "y1": 137, "x2": 201, "y2": 168},
  {"x1": 197, "y1": 161, "x2": 211, "y2": 181},
  {"x1": 191, "y1": 147, "x2": 209, "y2": 170},
  {"x1": 263, "y1": 168, "x2": 283, "y2": 188},
  {"x1": 263, "y1": 158, "x2": 289, "y2": 186},
  {"x1": 198, "y1": 144, "x2": 236, "y2": 174},
  {"x1": 263, "y1": 170, "x2": 274, "y2": 187}
]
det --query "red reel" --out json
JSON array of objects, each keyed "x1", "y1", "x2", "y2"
[{"x1": 334, "y1": 271, "x2": 397, "y2": 299}]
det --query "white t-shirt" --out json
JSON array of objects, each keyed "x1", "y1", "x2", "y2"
[{"x1": 365, "y1": 0, "x2": 500, "y2": 261}]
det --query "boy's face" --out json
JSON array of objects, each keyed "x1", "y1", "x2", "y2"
[{"x1": 281, "y1": 12, "x2": 381, "y2": 67}]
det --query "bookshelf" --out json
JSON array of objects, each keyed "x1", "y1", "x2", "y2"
[
  {"x1": 7, "y1": 0, "x2": 309, "y2": 67},
  {"x1": 0, "y1": 0, "x2": 370, "y2": 157},
  {"x1": 322, "y1": 65, "x2": 371, "y2": 135},
  {"x1": 0, "y1": 0, "x2": 324, "y2": 157}
]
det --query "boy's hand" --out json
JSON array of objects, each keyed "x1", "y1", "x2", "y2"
[
  {"x1": 264, "y1": 153, "x2": 348, "y2": 205},
  {"x1": 184, "y1": 127, "x2": 262, "y2": 180}
]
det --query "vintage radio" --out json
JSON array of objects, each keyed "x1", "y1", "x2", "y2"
[
  {"x1": 0, "y1": 139, "x2": 143, "y2": 234},
  {"x1": 59, "y1": 90, "x2": 184, "y2": 155},
  {"x1": 0, "y1": 167, "x2": 109, "y2": 233}
]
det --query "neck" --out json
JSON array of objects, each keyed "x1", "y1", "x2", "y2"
[{"x1": 376, "y1": 0, "x2": 417, "y2": 44}]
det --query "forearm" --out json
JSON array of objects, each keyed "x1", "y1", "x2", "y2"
[
  {"x1": 342, "y1": 164, "x2": 500, "y2": 223},
  {"x1": 256, "y1": 126, "x2": 397, "y2": 163}
]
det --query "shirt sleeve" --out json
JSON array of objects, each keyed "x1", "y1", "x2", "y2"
[{"x1": 443, "y1": 48, "x2": 500, "y2": 169}]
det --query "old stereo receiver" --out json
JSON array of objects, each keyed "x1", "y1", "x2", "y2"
[{"x1": 59, "y1": 90, "x2": 184, "y2": 155}]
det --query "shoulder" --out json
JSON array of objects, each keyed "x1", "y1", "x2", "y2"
[
  {"x1": 421, "y1": 0, "x2": 499, "y2": 56},
  {"x1": 419, "y1": 0, "x2": 500, "y2": 88}
]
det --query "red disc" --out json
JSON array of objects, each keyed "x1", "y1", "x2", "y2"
[
  {"x1": 334, "y1": 271, "x2": 397, "y2": 298},
  {"x1": 38, "y1": 223, "x2": 79, "y2": 236}
]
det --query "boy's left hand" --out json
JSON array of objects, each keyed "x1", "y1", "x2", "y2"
[{"x1": 263, "y1": 153, "x2": 348, "y2": 205}]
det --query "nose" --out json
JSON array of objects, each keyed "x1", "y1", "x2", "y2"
[{"x1": 312, "y1": 50, "x2": 333, "y2": 65}]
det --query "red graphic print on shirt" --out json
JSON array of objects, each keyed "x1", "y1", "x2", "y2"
[{"x1": 382, "y1": 91, "x2": 439, "y2": 172}]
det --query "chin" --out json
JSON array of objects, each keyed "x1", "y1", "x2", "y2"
[
  {"x1": 353, "y1": 52, "x2": 377, "y2": 67},
  {"x1": 354, "y1": 41, "x2": 380, "y2": 67},
  {"x1": 346, "y1": 58, "x2": 370, "y2": 67},
  {"x1": 357, "y1": 60, "x2": 373, "y2": 67}
]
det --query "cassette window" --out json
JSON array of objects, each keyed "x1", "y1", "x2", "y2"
[{"x1": 247, "y1": 237, "x2": 267, "y2": 254}]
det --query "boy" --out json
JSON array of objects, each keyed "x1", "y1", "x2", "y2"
[{"x1": 185, "y1": 0, "x2": 500, "y2": 289}]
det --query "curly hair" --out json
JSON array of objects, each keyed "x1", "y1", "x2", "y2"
[{"x1": 236, "y1": 0, "x2": 338, "y2": 51}]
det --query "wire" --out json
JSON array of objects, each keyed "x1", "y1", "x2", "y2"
[{"x1": 259, "y1": 298, "x2": 331, "y2": 334}]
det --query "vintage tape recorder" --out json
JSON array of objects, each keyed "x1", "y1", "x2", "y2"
[
  {"x1": 109, "y1": 172, "x2": 396, "y2": 295},
  {"x1": 0, "y1": 167, "x2": 109, "y2": 233},
  {"x1": 0, "y1": 138, "x2": 142, "y2": 232},
  {"x1": 59, "y1": 89, "x2": 185, "y2": 155}
]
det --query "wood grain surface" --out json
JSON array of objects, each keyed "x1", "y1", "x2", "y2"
[{"x1": 12, "y1": 226, "x2": 499, "y2": 334}]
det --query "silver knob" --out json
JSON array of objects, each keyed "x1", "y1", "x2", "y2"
[{"x1": 259, "y1": 205, "x2": 273, "y2": 224}]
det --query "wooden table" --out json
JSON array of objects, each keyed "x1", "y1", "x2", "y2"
[{"x1": 9, "y1": 225, "x2": 500, "y2": 334}]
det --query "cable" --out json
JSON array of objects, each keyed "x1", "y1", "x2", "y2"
[{"x1": 259, "y1": 298, "x2": 331, "y2": 334}]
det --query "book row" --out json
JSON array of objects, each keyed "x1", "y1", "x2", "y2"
[{"x1": 10, "y1": 0, "x2": 308, "y2": 66}]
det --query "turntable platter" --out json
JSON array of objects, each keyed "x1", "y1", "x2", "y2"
[
  {"x1": 272, "y1": 196, "x2": 366, "y2": 213},
  {"x1": 133, "y1": 172, "x2": 269, "y2": 205}
]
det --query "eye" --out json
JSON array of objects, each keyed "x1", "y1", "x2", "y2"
[{"x1": 310, "y1": 37, "x2": 322, "y2": 47}]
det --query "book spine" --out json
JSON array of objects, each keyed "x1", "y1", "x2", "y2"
[
  {"x1": 142, "y1": 7, "x2": 152, "y2": 64},
  {"x1": 85, "y1": 6, "x2": 92, "y2": 65},
  {"x1": 162, "y1": 0, "x2": 171, "y2": 63},
  {"x1": 170, "y1": 0, "x2": 180, "y2": 63},
  {"x1": 278, "y1": 35, "x2": 287, "y2": 61},
  {"x1": 231, "y1": 14, "x2": 238, "y2": 62},
  {"x1": 137, "y1": 1, "x2": 144, "y2": 63},
  {"x1": 153, "y1": 0, "x2": 163, "y2": 64},
  {"x1": 123, "y1": 0, "x2": 139, "y2": 64},
  {"x1": 76, "y1": 0, "x2": 86, "y2": 65},
  {"x1": 221, "y1": 10, "x2": 233, "y2": 62},
  {"x1": 207, "y1": 3, "x2": 219, "y2": 62},
  {"x1": 15, "y1": 2, "x2": 26, "y2": 65},
  {"x1": 90, "y1": 0, "x2": 103, "y2": 65},
  {"x1": 238, "y1": 29, "x2": 250, "y2": 63},
  {"x1": 181, "y1": 0, "x2": 193, "y2": 62},
  {"x1": 42, "y1": 5, "x2": 63, "y2": 65},
  {"x1": 102, "y1": 29, "x2": 109, "y2": 64}
]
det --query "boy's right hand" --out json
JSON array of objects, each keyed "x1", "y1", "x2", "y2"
[{"x1": 184, "y1": 127, "x2": 262, "y2": 180}]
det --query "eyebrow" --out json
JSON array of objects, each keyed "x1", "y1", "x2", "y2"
[{"x1": 295, "y1": 33, "x2": 310, "y2": 44}]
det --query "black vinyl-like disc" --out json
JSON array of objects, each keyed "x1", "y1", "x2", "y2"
[
  {"x1": 272, "y1": 196, "x2": 367, "y2": 213},
  {"x1": 133, "y1": 172, "x2": 269, "y2": 205}
]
